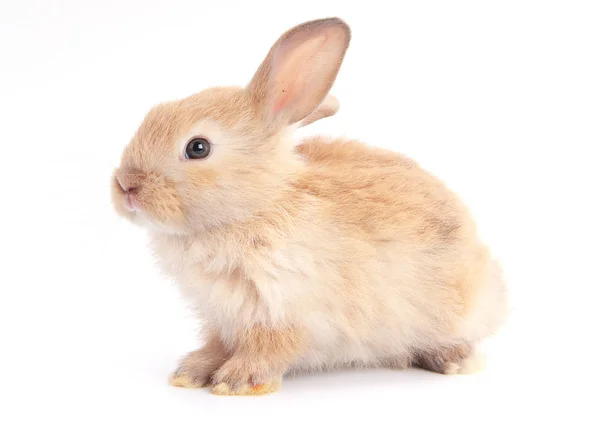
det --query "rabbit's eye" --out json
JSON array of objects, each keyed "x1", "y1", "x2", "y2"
[{"x1": 185, "y1": 137, "x2": 211, "y2": 159}]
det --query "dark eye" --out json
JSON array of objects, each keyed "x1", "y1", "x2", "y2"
[{"x1": 185, "y1": 137, "x2": 211, "y2": 159}]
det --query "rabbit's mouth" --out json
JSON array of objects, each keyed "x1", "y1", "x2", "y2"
[{"x1": 124, "y1": 191, "x2": 140, "y2": 212}]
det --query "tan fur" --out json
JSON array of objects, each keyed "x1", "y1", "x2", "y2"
[
  {"x1": 210, "y1": 324, "x2": 307, "y2": 393},
  {"x1": 111, "y1": 17, "x2": 508, "y2": 395}
]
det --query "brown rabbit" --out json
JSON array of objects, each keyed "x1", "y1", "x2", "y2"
[{"x1": 111, "y1": 17, "x2": 508, "y2": 396}]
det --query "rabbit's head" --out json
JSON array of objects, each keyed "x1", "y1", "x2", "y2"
[{"x1": 111, "y1": 18, "x2": 350, "y2": 234}]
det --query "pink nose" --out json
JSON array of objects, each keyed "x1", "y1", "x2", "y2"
[
  {"x1": 115, "y1": 168, "x2": 143, "y2": 193},
  {"x1": 117, "y1": 176, "x2": 138, "y2": 193},
  {"x1": 115, "y1": 168, "x2": 143, "y2": 211}
]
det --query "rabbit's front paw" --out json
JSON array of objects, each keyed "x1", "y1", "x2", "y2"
[
  {"x1": 169, "y1": 346, "x2": 227, "y2": 389},
  {"x1": 210, "y1": 357, "x2": 282, "y2": 396},
  {"x1": 210, "y1": 380, "x2": 281, "y2": 396},
  {"x1": 169, "y1": 367, "x2": 211, "y2": 389}
]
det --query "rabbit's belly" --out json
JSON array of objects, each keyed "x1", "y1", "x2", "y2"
[
  {"x1": 290, "y1": 336, "x2": 412, "y2": 371},
  {"x1": 290, "y1": 314, "x2": 417, "y2": 371}
]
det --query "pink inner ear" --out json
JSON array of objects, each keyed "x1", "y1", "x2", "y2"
[
  {"x1": 273, "y1": 85, "x2": 292, "y2": 115},
  {"x1": 270, "y1": 34, "x2": 329, "y2": 119}
]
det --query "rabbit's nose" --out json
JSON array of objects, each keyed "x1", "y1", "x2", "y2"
[
  {"x1": 115, "y1": 168, "x2": 143, "y2": 193},
  {"x1": 120, "y1": 180, "x2": 139, "y2": 193},
  {"x1": 116, "y1": 175, "x2": 136, "y2": 192}
]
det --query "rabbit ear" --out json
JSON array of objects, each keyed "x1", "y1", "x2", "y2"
[
  {"x1": 247, "y1": 18, "x2": 350, "y2": 128},
  {"x1": 298, "y1": 94, "x2": 340, "y2": 127}
]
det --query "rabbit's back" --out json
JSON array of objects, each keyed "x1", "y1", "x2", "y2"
[{"x1": 296, "y1": 137, "x2": 475, "y2": 245}]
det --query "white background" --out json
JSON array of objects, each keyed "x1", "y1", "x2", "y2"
[{"x1": 1, "y1": 0, "x2": 599, "y2": 422}]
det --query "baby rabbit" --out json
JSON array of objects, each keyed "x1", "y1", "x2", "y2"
[{"x1": 111, "y1": 17, "x2": 508, "y2": 396}]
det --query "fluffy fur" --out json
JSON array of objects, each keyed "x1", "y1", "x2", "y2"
[{"x1": 111, "y1": 17, "x2": 508, "y2": 396}]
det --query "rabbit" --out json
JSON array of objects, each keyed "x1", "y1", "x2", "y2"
[{"x1": 111, "y1": 17, "x2": 508, "y2": 396}]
